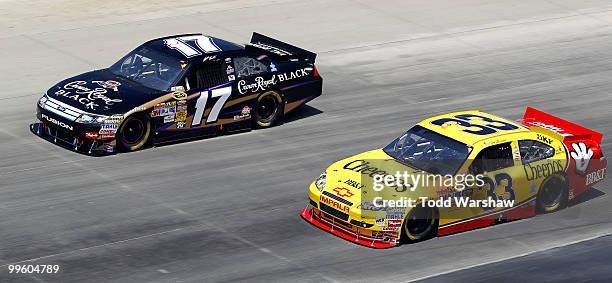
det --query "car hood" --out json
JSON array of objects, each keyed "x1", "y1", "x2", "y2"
[
  {"x1": 323, "y1": 149, "x2": 442, "y2": 217},
  {"x1": 46, "y1": 69, "x2": 164, "y2": 115}
]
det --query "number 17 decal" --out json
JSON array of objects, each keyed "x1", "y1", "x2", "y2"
[{"x1": 192, "y1": 86, "x2": 232, "y2": 126}]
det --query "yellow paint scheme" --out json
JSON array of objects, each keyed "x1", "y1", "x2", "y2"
[{"x1": 308, "y1": 110, "x2": 569, "y2": 238}]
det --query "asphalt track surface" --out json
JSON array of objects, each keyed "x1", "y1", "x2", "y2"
[{"x1": 1, "y1": 0, "x2": 612, "y2": 282}]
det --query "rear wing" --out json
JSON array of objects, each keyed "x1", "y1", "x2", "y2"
[
  {"x1": 246, "y1": 32, "x2": 316, "y2": 63},
  {"x1": 520, "y1": 107, "x2": 603, "y2": 144}
]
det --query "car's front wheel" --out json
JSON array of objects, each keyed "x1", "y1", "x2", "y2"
[
  {"x1": 254, "y1": 91, "x2": 283, "y2": 128},
  {"x1": 536, "y1": 174, "x2": 568, "y2": 213},
  {"x1": 116, "y1": 114, "x2": 151, "y2": 152},
  {"x1": 401, "y1": 206, "x2": 438, "y2": 243}
]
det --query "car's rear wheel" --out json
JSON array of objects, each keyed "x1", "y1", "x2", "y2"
[
  {"x1": 116, "y1": 114, "x2": 151, "y2": 152},
  {"x1": 401, "y1": 206, "x2": 438, "y2": 243},
  {"x1": 254, "y1": 91, "x2": 283, "y2": 128},
  {"x1": 536, "y1": 174, "x2": 568, "y2": 213}
]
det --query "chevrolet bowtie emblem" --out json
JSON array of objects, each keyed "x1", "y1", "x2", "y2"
[{"x1": 333, "y1": 187, "x2": 353, "y2": 198}]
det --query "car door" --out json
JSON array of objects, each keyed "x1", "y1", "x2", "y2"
[
  {"x1": 178, "y1": 60, "x2": 233, "y2": 130},
  {"x1": 467, "y1": 141, "x2": 524, "y2": 216}
]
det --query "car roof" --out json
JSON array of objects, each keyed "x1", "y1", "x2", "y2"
[
  {"x1": 417, "y1": 110, "x2": 530, "y2": 145},
  {"x1": 143, "y1": 33, "x2": 244, "y2": 61}
]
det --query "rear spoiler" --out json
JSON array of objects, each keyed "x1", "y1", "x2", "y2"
[
  {"x1": 246, "y1": 32, "x2": 316, "y2": 63},
  {"x1": 520, "y1": 107, "x2": 603, "y2": 144}
]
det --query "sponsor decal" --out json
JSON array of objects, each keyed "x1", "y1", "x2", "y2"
[
  {"x1": 333, "y1": 187, "x2": 354, "y2": 198},
  {"x1": 228, "y1": 75, "x2": 236, "y2": 81},
  {"x1": 202, "y1": 55, "x2": 217, "y2": 62},
  {"x1": 226, "y1": 65, "x2": 234, "y2": 74},
  {"x1": 250, "y1": 43, "x2": 292, "y2": 56},
  {"x1": 436, "y1": 187, "x2": 450, "y2": 198},
  {"x1": 41, "y1": 113, "x2": 73, "y2": 131},
  {"x1": 570, "y1": 142, "x2": 594, "y2": 175},
  {"x1": 372, "y1": 231, "x2": 384, "y2": 239},
  {"x1": 387, "y1": 219, "x2": 402, "y2": 227},
  {"x1": 53, "y1": 81, "x2": 122, "y2": 110},
  {"x1": 164, "y1": 115, "x2": 175, "y2": 123},
  {"x1": 233, "y1": 106, "x2": 252, "y2": 121},
  {"x1": 98, "y1": 115, "x2": 122, "y2": 136},
  {"x1": 586, "y1": 168, "x2": 606, "y2": 186},
  {"x1": 99, "y1": 134, "x2": 115, "y2": 139},
  {"x1": 344, "y1": 179, "x2": 365, "y2": 190},
  {"x1": 172, "y1": 90, "x2": 188, "y2": 100},
  {"x1": 343, "y1": 160, "x2": 411, "y2": 192},
  {"x1": 537, "y1": 134, "x2": 553, "y2": 144},
  {"x1": 103, "y1": 143, "x2": 115, "y2": 153},
  {"x1": 152, "y1": 102, "x2": 177, "y2": 118},
  {"x1": 513, "y1": 147, "x2": 521, "y2": 161},
  {"x1": 386, "y1": 207, "x2": 405, "y2": 220},
  {"x1": 270, "y1": 62, "x2": 277, "y2": 72},
  {"x1": 320, "y1": 195, "x2": 350, "y2": 213},
  {"x1": 238, "y1": 76, "x2": 277, "y2": 95},
  {"x1": 526, "y1": 121, "x2": 572, "y2": 137},
  {"x1": 92, "y1": 80, "x2": 120, "y2": 92},
  {"x1": 523, "y1": 160, "x2": 564, "y2": 181},
  {"x1": 276, "y1": 68, "x2": 309, "y2": 82},
  {"x1": 382, "y1": 227, "x2": 399, "y2": 232},
  {"x1": 175, "y1": 110, "x2": 187, "y2": 123},
  {"x1": 237, "y1": 68, "x2": 310, "y2": 94},
  {"x1": 176, "y1": 121, "x2": 186, "y2": 129},
  {"x1": 375, "y1": 218, "x2": 385, "y2": 227},
  {"x1": 84, "y1": 132, "x2": 99, "y2": 139}
]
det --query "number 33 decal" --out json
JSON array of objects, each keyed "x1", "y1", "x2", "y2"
[
  {"x1": 192, "y1": 86, "x2": 232, "y2": 126},
  {"x1": 481, "y1": 173, "x2": 515, "y2": 211},
  {"x1": 431, "y1": 114, "x2": 519, "y2": 135}
]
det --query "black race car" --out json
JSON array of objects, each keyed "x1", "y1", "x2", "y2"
[{"x1": 32, "y1": 32, "x2": 322, "y2": 155}]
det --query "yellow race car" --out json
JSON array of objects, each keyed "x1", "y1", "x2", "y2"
[{"x1": 301, "y1": 107, "x2": 606, "y2": 248}]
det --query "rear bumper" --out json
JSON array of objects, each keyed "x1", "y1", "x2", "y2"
[
  {"x1": 30, "y1": 122, "x2": 116, "y2": 156},
  {"x1": 300, "y1": 207, "x2": 399, "y2": 249}
]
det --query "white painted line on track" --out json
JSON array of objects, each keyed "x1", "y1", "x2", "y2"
[
  {"x1": 405, "y1": 231, "x2": 612, "y2": 282},
  {"x1": 0, "y1": 228, "x2": 185, "y2": 267}
]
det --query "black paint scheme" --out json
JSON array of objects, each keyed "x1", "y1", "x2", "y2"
[{"x1": 32, "y1": 32, "x2": 323, "y2": 155}]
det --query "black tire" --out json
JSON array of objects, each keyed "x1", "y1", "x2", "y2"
[
  {"x1": 536, "y1": 174, "x2": 568, "y2": 213},
  {"x1": 254, "y1": 91, "x2": 283, "y2": 128},
  {"x1": 401, "y1": 206, "x2": 438, "y2": 243},
  {"x1": 116, "y1": 114, "x2": 151, "y2": 152}
]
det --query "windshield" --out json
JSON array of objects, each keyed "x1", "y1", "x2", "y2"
[
  {"x1": 109, "y1": 47, "x2": 184, "y2": 91},
  {"x1": 383, "y1": 125, "x2": 470, "y2": 175}
]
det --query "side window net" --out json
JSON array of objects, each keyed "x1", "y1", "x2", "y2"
[
  {"x1": 519, "y1": 140, "x2": 555, "y2": 164},
  {"x1": 470, "y1": 142, "x2": 514, "y2": 173},
  {"x1": 186, "y1": 63, "x2": 228, "y2": 90},
  {"x1": 234, "y1": 57, "x2": 268, "y2": 78}
]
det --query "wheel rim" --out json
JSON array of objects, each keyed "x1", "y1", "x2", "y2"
[
  {"x1": 406, "y1": 207, "x2": 434, "y2": 236},
  {"x1": 256, "y1": 95, "x2": 278, "y2": 122},
  {"x1": 121, "y1": 118, "x2": 145, "y2": 145},
  {"x1": 540, "y1": 177, "x2": 564, "y2": 208}
]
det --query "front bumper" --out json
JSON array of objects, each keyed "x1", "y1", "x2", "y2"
[
  {"x1": 300, "y1": 207, "x2": 399, "y2": 248},
  {"x1": 30, "y1": 122, "x2": 116, "y2": 156},
  {"x1": 32, "y1": 97, "x2": 118, "y2": 156}
]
